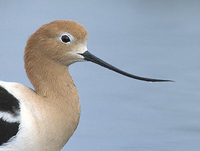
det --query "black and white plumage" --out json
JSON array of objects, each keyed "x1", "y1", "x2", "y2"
[
  {"x1": 0, "y1": 86, "x2": 20, "y2": 146},
  {"x1": 0, "y1": 81, "x2": 41, "y2": 151}
]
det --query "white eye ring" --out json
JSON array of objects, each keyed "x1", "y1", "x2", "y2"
[{"x1": 59, "y1": 32, "x2": 74, "y2": 44}]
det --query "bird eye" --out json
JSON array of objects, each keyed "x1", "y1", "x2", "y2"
[
  {"x1": 61, "y1": 35, "x2": 70, "y2": 43},
  {"x1": 59, "y1": 33, "x2": 73, "y2": 44}
]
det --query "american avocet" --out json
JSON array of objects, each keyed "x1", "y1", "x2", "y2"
[{"x1": 0, "y1": 20, "x2": 171, "y2": 151}]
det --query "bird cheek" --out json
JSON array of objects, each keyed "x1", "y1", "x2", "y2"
[
  {"x1": 56, "y1": 52, "x2": 81, "y2": 66},
  {"x1": 69, "y1": 52, "x2": 85, "y2": 63}
]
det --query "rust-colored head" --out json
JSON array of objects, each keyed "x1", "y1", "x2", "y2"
[
  {"x1": 25, "y1": 20, "x2": 88, "y2": 65},
  {"x1": 24, "y1": 20, "x2": 172, "y2": 83}
]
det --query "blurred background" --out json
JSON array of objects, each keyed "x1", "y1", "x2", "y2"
[{"x1": 0, "y1": 0, "x2": 200, "y2": 151}]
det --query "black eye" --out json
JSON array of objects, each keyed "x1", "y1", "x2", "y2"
[{"x1": 61, "y1": 35, "x2": 70, "y2": 43}]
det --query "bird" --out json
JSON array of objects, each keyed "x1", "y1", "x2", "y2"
[{"x1": 0, "y1": 20, "x2": 172, "y2": 151}]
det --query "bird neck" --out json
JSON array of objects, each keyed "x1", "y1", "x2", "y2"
[
  {"x1": 24, "y1": 50, "x2": 81, "y2": 150},
  {"x1": 24, "y1": 51, "x2": 76, "y2": 99}
]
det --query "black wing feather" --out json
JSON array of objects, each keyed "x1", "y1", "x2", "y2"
[
  {"x1": 0, "y1": 119, "x2": 19, "y2": 145},
  {"x1": 0, "y1": 86, "x2": 20, "y2": 115},
  {"x1": 0, "y1": 86, "x2": 20, "y2": 145}
]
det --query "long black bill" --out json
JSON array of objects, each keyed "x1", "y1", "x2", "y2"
[{"x1": 79, "y1": 51, "x2": 173, "y2": 82}]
